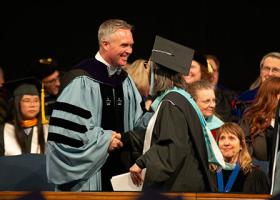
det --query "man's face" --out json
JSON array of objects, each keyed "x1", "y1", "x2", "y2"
[
  {"x1": 42, "y1": 70, "x2": 60, "y2": 96},
  {"x1": 103, "y1": 29, "x2": 134, "y2": 67},
  {"x1": 260, "y1": 56, "x2": 280, "y2": 83}
]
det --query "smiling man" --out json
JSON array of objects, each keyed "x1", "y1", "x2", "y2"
[
  {"x1": 232, "y1": 52, "x2": 280, "y2": 121},
  {"x1": 46, "y1": 19, "x2": 145, "y2": 191}
]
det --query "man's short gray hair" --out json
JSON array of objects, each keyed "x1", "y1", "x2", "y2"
[{"x1": 98, "y1": 19, "x2": 133, "y2": 45}]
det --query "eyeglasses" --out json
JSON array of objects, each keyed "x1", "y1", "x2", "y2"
[
  {"x1": 43, "y1": 76, "x2": 60, "y2": 85},
  {"x1": 21, "y1": 98, "x2": 40, "y2": 105},
  {"x1": 262, "y1": 66, "x2": 280, "y2": 74},
  {"x1": 197, "y1": 98, "x2": 216, "y2": 106}
]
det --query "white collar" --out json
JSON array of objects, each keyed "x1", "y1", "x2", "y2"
[{"x1": 95, "y1": 52, "x2": 121, "y2": 76}]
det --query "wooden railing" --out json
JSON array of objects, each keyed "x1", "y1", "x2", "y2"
[{"x1": 0, "y1": 192, "x2": 272, "y2": 200}]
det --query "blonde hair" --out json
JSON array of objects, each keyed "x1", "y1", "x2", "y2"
[
  {"x1": 125, "y1": 59, "x2": 150, "y2": 97},
  {"x1": 210, "y1": 122, "x2": 253, "y2": 174}
]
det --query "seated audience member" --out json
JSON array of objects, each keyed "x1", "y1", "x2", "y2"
[
  {"x1": 32, "y1": 57, "x2": 61, "y2": 118},
  {"x1": 206, "y1": 54, "x2": 237, "y2": 122},
  {"x1": 188, "y1": 80, "x2": 223, "y2": 139},
  {"x1": 232, "y1": 52, "x2": 280, "y2": 121},
  {"x1": 183, "y1": 51, "x2": 212, "y2": 84},
  {"x1": 0, "y1": 77, "x2": 48, "y2": 156},
  {"x1": 240, "y1": 77, "x2": 280, "y2": 177},
  {"x1": 125, "y1": 59, "x2": 152, "y2": 111},
  {"x1": 210, "y1": 122, "x2": 270, "y2": 193}
]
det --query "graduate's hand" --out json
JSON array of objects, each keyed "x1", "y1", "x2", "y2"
[
  {"x1": 112, "y1": 132, "x2": 123, "y2": 148},
  {"x1": 129, "y1": 163, "x2": 143, "y2": 186},
  {"x1": 108, "y1": 132, "x2": 123, "y2": 152}
]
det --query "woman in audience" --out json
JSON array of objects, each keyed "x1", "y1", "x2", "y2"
[
  {"x1": 240, "y1": 77, "x2": 280, "y2": 176},
  {"x1": 188, "y1": 80, "x2": 223, "y2": 138},
  {"x1": 183, "y1": 52, "x2": 212, "y2": 84},
  {"x1": 125, "y1": 59, "x2": 152, "y2": 111},
  {"x1": 210, "y1": 122, "x2": 270, "y2": 193},
  {"x1": 0, "y1": 78, "x2": 48, "y2": 156}
]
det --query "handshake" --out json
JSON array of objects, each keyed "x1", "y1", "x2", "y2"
[{"x1": 108, "y1": 131, "x2": 123, "y2": 152}]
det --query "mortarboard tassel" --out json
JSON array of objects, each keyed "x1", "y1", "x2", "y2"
[
  {"x1": 207, "y1": 60, "x2": 214, "y2": 74},
  {"x1": 41, "y1": 83, "x2": 49, "y2": 125}
]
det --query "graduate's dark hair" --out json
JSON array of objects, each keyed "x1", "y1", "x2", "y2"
[{"x1": 153, "y1": 63, "x2": 187, "y2": 96}]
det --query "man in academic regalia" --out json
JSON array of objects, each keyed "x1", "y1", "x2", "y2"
[
  {"x1": 32, "y1": 57, "x2": 61, "y2": 119},
  {"x1": 46, "y1": 19, "x2": 146, "y2": 191}
]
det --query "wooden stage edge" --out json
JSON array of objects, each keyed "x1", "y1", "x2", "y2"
[{"x1": 0, "y1": 191, "x2": 272, "y2": 200}]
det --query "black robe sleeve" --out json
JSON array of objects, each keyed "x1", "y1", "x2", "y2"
[
  {"x1": 121, "y1": 127, "x2": 146, "y2": 163},
  {"x1": 136, "y1": 100, "x2": 191, "y2": 183}
]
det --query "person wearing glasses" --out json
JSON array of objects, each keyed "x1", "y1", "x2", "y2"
[
  {"x1": 188, "y1": 80, "x2": 224, "y2": 139},
  {"x1": 232, "y1": 52, "x2": 280, "y2": 122},
  {"x1": 0, "y1": 78, "x2": 48, "y2": 156},
  {"x1": 32, "y1": 57, "x2": 61, "y2": 118}
]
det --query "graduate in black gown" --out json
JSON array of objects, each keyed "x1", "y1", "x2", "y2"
[{"x1": 128, "y1": 36, "x2": 226, "y2": 192}]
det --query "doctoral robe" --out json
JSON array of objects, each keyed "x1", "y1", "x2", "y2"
[{"x1": 46, "y1": 58, "x2": 144, "y2": 191}]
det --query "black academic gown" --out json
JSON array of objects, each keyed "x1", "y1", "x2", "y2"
[
  {"x1": 135, "y1": 91, "x2": 215, "y2": 192},
  {"x1": 211, "y1": 167, "x2": 270, "y2": 194}
]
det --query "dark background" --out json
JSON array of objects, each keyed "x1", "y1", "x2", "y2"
[{"x1": 0, "y1": 1, "x2": 279, "y2": 92}]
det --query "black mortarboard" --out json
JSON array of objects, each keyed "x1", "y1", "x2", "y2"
[
  {"x1": 3, "y1": 77, "x2": 41, "y2": 98},
  {"x1": 32, "y1": 57, "x2": 58, "y2": 80},
  {"x1": 150, "y1": 35, "x2": 194, "y2": 75}
]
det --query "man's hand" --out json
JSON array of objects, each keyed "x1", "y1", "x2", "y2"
[{"x1": 108, "y1": 131, "x2": 123, "y2": 152}]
